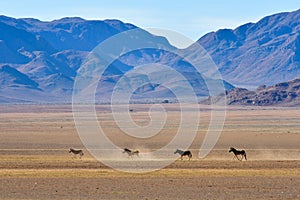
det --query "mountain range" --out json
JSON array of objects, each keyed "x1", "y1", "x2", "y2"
[{"x1": 0, "y1": 9, "x2": 300, "y2": 104}]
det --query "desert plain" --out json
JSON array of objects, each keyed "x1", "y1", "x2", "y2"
[{"x1": 0, "y1": 104, "x2": 299, "y2": 200}]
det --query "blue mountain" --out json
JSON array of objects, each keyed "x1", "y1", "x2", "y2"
[
  {"x1": 2, "y1": 9, "x2": 300, "y2": 104},
  {"x1": 0, "y1": 15, "x2": 235, "y2": 103},
  {"x1": 196, "y1": 9, "x2": 300, "y2": 88},
  {"x1": 0, "y1": 65, "x2": 38, "y2": 88}
]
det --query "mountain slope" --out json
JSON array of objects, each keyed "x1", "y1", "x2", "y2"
[
  {"x1": 0, "y1": 65, "x2": 39, "y2": 89},
  {"x1": 196, "y1": 9, "x2": 300, "y2": 88},
  {"x1": 0, "y1": 21, "x2": 55, "y2": 63}
]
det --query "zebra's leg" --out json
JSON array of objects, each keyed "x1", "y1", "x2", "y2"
[
  {"x1": 241, "y1": 154, "x2": 245, "y2": 161},
  {"x1": 234, "y1": 154, "x2": 241, "y2": 161},
  {"x1": 237, "y1": 155, "x2": 242, "y2": 161}
]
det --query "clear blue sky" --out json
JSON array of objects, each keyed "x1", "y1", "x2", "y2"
[{"x1": 0, "y1": 0, "x2": 299, "y2": 40}]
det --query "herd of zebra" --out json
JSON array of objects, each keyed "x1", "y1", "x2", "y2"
[{"x1": 69, "y1": 147, "x2": 247, "y2": 161}]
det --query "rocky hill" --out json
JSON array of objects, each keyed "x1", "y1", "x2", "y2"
[{"x1": 205, "y1": 77, "x2": 300, "y2": 106}]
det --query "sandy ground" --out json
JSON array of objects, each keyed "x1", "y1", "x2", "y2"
[{"x1": 0, "y1": 104, "x2": 299, "y2": 199}]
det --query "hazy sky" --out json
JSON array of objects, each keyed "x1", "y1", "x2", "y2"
[{"x1": 0, "y1": 0, "x2": 299, "y2": 40}]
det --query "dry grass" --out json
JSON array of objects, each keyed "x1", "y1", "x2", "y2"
[{"x1": 1, "y1": 168, "x2": 299, "y2": 179}]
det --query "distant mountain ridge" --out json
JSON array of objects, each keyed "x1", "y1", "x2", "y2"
[
  {"x1": 0, "y1": 16, "x2": 139, "y2": 103},
  {"x1": 0, "y1": 16, "x2": 233, "y2": 103},
  {"x1": 196, "y1": 9, "x2": 300, "y2": 88},
  {"x1": 0, "y1": 16, "x2": 137, "y2": 52}
]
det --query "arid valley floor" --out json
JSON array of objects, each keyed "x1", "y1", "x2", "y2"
[{"x1": 0, "y1": 104, "x2": 299, "y2": 199}]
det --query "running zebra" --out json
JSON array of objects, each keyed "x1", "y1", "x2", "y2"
[
  {"x1": 174, "y1": 149, "x2": 192, "y2": 160},
  {"x1": 229, "y1": 147, "x2": 247, "y2": 161},
  {"x1": 123, "y1": 148, "x2": 139, "y2": 157},
  {"x1": 69, "y1": 148, "x2": 84, "y2": 158}
]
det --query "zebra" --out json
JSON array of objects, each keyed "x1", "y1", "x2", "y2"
[
  {"x1": 229, "y1": 147, "x2": 247, "y2": 161},
  {"x1": 174, "y1": 149, "x2": 192, "y2": 160},
  {"x1": 123, "y1": 148, "x2": 139, "y2": 157},
  {"x1": 69, "y1": 148, "x2": 84, "y2": 158}
]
